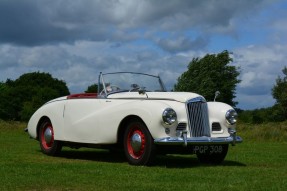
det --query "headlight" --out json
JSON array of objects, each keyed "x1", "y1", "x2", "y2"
[
  {"x1": 225, "y1": 109, "x2": 238, "y2": 125},
  {"x1": 162, "y1": 108, "x2": 177, "y2": 125}
]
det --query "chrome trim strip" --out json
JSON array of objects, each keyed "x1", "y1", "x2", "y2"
[
  {"x1": 107, "y1": 97, "x2": 178, "y2": 102},
  {"x1": 154, "y1": 136, "x2": 243, "y2": 145}
]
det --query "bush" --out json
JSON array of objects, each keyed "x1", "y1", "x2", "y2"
[{"x1": 238, "y1": 106, "x2": 286, "y2": 124}]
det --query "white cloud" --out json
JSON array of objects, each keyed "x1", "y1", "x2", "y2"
[
  {"x1": 240, "y1": 72, "x2": 256, "y2": 88},
  {"x1": 0, "y1": 0, "x2": 286, "y2": 110},
  {"x1": 234, "y1": 43, "x2": 287, "y2": 109}
]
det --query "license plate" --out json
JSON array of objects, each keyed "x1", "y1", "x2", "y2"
[{"x1": 193, "y1": 145, "x2": 223, "y2": 154}]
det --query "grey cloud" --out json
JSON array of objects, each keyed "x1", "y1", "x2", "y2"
[
  {"x1": 237, "y1": 85, "x2": 271, "y2": 96},
  {"x1": 133, "y1": 0, "x2": 269, "y2": 30},
  {"x1": 235, "y1": 93, "x2": 275, "y2": 110},
  {"x1": 0, "y1": 45, "x2": 22, "y2": 69},
  {"x1": 0, "y1": 0, "x2": 124, "y2": 46},
  {"x1": 0, "y1": 0, "x2": 272, "y2": 46},
  {"x1": 157, "y1": 36, "x2": 208, "y2": 53},
  {"x1": 136, "y1": 51, "x2": 158, "y2": 62}
]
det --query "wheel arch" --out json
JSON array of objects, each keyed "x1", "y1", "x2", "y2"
[
  {"x1": 36, "y1": 116, "x2": 51, "y2": 140},
  {"x1": 117, "y1": 115, "x2": 152, "y2": 146}
]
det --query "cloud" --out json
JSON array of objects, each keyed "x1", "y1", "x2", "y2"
[
  {"x1": 156, "y1": 36, "x2": 208, "y2": 53},
  {"x1": 0, "y1": 0, "x2": 286, "y2": 110},
  {"x1": 0, "y1": 0, "x2": 125, "y2": 45},
  {"x1": 0, "y1": 40, "x2": 193, "y2": 93},
  {"x1": 236, "y1": 93, "x2": 275, "y2": 110},
  {"x1": 0, "y1": 0, "x2": 274, "y2": 46},
  {"x1": 234, "y1": 43, "x2": 287, "y2": 109}
]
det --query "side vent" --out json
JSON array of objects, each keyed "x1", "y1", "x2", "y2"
[
  {"x1": 176, "y1": 123, "x2": 187, "y2": 131},
  {"x1": 212, "y1": 122, "x2": 221, "y2": 131}
]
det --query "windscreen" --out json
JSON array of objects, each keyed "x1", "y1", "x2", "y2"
[{"x1": 99, "y1": 72, "x2": 165, "y2": 95}]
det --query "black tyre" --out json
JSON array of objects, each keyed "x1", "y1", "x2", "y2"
[
  {"x1": 39, "y1": 120, "x2": 62, "y2": 156},
  {"x1": 123, "y1": 119, "x2": 156, "y2": 165},
  {"x1": 196, "y1": 144, "x2": 229, "y2": 164}
]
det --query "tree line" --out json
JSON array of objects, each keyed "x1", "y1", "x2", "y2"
[{"x1": 0, "y1": 50, "x2": 286, "y2": 123}]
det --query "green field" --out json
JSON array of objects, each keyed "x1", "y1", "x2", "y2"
[{"x1": 0, "y1": 120, "x2": 286, "y2": 191}]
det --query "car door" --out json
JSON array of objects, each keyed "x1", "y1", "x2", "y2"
[
  {"x1": 63, "y1": 98, "x2": 105, "y2": 143},
  {"x1": 63, "y1": 97, "x2": 131, "y2": 144}
]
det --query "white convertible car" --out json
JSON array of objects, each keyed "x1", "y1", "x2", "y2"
[{"x1": 27, "y1": 72, "x2": 242, "y2": 165}]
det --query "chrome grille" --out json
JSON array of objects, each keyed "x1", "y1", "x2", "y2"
[{"x1": 186, "y1": 98, "x2": 210, "y2": 137}]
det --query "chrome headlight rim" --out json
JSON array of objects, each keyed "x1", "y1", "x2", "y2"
[
  {"x1": 225, "y1": 109, "x2": 238, "y2": 125},
  {"x1": 162, "y1": 108, "x2": 177, "y2": 126}
]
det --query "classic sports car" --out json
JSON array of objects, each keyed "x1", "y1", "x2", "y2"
[{"x1": 27, "y1": 72, "x2": 242, "y2": 165}]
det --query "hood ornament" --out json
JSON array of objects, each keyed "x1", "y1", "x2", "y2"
[{"x1": 214, "y1": 91, "x2": 220, "y2": 102}]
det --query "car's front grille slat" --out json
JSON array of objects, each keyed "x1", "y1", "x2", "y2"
[{"x1": 186, "y1": 98, "x2": 210, "y2": 137}]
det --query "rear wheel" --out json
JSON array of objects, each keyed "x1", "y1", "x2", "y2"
[
  {"x1": 196, "y1": 144, "x2": 229, "y2": 164},
  {"x1": 39, "y1": 120, "x2": 62, "y2": 156},
  {"x1": 123, "y1": 120, "x2": 156, "y2": 165}
]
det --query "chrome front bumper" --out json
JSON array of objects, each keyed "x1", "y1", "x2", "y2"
[{"x1": 154, "y1": 131, "x2": 243, "y2": 146}]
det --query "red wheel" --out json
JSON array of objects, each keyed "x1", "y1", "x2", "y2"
[
  {"x1": 39, "y1": 120, "x2": 62, "y2": 156},
  {"x1": 126, "y1": 126, "x2": 146, "y2": 159},
  {"x1": 40, "y1": 123, "x2": 54, "y2": 150},
  {"x1": 124, "y1": 120, "x2": 156, "y2": 165}
]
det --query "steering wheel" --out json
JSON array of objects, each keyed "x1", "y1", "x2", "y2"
[
  {"x1": 109, "y1": 85, "x2": 121, "y2": 92},
  {"x1": 99, "y1": 85, "x2": 121, "y2": 96},
  {"x1": 129, "y1": 84, "x2": 140, "y2": 92}
]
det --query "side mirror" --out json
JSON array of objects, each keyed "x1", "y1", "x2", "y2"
[{"x1": 214, "y1": 91, "x2": 220, "y2": 102}]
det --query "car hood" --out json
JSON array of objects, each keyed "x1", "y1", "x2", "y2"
[{"x1": 108, "y1": 92, "x2": 204, "y2": 103}]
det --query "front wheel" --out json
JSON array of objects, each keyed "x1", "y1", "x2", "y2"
[
  {"x1": 123, "y1": 120, "x2": 156, "y2": 165},
  {"x1": 196, "y1": 144, "x2": 229, "y2": 164},
  {"x1": 39, "y1": 120, "x2": 62, "y2": 156}
]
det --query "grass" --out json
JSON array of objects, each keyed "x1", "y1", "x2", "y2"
[
  {"x1": 237, "y1": 121, "x2": 287, "y2": 142},
  {"x1": 0, "y1": 120, "x2": 287, "y2": 191}
]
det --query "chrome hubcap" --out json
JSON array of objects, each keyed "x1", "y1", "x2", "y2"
[
  {"x1": 44, "y1": 128, "x2": 52, "y2": 143},
  {"x1": 130, "y1": 133, "x2": 142, "y2": 152}
]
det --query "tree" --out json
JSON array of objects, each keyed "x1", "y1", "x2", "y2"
[
  {"x1": 272, "y1": 67, "x2": 287, "y2": 121},
  {"x1": 0, "y1": 72, "x2": 70, "y2": 121},
  {"x1": 0, "y1": 82, "x2": 5, "y2": 91},
  {"x1": 174, "y1": 50, "x2": 241, "y2": 107},
  {"x1": 85, "y1": 84, "x2": 98, "y2": 93},
  {"x1": 0, "y1": 86, "x2": 16, "y2": 120}
]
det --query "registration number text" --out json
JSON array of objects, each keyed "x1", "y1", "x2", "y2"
[{"x1": 193, "y1": 145, "x2": 223, "y2": 154}]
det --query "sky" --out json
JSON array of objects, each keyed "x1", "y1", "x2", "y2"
[{"x1": 0, "y1": 0, "x2": 286, "y2": 110}]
